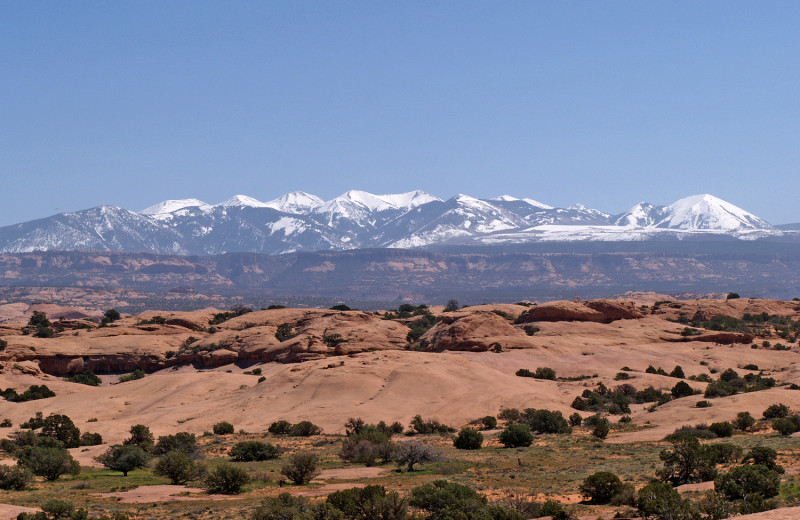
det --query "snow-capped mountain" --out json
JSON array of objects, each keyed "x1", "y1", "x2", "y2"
[
  {"x1": 614, "y1": 194, "x2": 772, "y2": 231},
  {"x1": 0, "y1": 192, "x2": 791, "y2": 255}
]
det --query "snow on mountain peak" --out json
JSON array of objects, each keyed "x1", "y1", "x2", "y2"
[
  {"x1": 660, "y1": 194, "x2": 771, "y2": 231},
  {"x1": 265, "y1": 192, "x2": 324, "y2": 214},
  {"x1": 140, "y1": 199, "x2": 210, "y2": 215},
  {"x1": 218, "y1": 195, "x2": 270, "y2": 208},
  {"x1": 377, "y1": 190, "x2": 442, "y2": 210},
  {"x1": 521, "y1": 198, "x2": 553, "y2": 210}
]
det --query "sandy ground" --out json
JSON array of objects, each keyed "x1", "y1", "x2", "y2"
[
  {"x1": 0, "y1": 504, "x2": 38, "y2": 520},
  {"x1": 736, "y1": 507, "x2": 800, "y2": 519},
  {"x1": 92, "y1": 485, "x2": 236, "y2": 503}
]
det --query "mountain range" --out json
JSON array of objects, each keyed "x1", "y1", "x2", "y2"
[{"x1": 0, "y1": 191, "x2": 795, "y2": 255}]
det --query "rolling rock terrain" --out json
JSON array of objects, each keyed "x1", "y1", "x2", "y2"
[
  {"x1": 2, "y1": 297, "x2": 800, "y2": 519},
  {"x1": 1, "y1": 297, "x2": 799, "y2": 442}
]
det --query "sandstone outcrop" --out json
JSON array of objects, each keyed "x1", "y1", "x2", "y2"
[
  {"x1": 420, "y1": 312, "x2": 529, "y2": 352},
  {"x1": 517, "y1": 299, "x2": 642, "y2": 323}
]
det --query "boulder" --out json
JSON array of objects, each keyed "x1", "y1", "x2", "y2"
[
  {"x1": 518, "y1": 299, "x2": 642, "y2": 323},
  {"x1": 421, "y1": 312, "x2": 527, "y2": 352}
]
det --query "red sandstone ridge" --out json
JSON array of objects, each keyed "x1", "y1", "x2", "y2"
[
  {"x1": 420, "y1": 311, "x2": 531, "y2": 352},
  {"x1": 517, "y1": 299, "x2": 642, "y2": 323}
]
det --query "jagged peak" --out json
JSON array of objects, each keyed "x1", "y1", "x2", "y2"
[{"x1": 217, "y1": 195, "x2": 269, "y2": 208}]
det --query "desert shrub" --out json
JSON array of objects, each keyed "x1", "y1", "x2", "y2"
[
  {"x1": 252, "y1": 492, "x2": 344, "y2": 520},
  {"x1": 637, "y1": 482, "x2": 695, "y2": 520},
  {"x1": 715, "y1": 464, "x2": 780, "y2": 500},
  {"x1": 669, "y1": 365, "x2": 685, "y2": 378},
  {"x1": 568, "y1": 413, "x2": 582, "y2": 427},
  {"x1": 124, "y1": 424, "x2": 154, "y2": 451},
  {"x1": 409, "y1": 480, "x2": 516, "y2": 520},
  {"x1": 671, "y1": 381, "x2": 695, "y2": 399},
  {"x1": 580, "y1": 471, "x2": 623, "y2": 504},
  {"x1": 706, "y1": 443, "x2": 743, "y2": 465},
  {"x1": 268, "y1": 420, "x2": 292, "y2": 435},
  {"x1": 634, "y1": 386, "x2": 673, "y2": 405},
  {"x1": 154, "y1": 432, "x2": 198, "y2": 455},
  {"x1": 394, "y1": 441, "x2": 442, "y2": 472},
  {"x1": 762, "y1": 403, "x2": 789, "y2": 419},
  {"x1": 480, "y1": 416, "x2": 497, "y2": 430},
  {"x1": 327, "y1": 485, "x2": 407, "y2": 520},
  {"x1": 66, "y1": 369, "x2": 101, "y2": 386},
  {"x1": 96, "y1": 444, "x2": 149, "y2": 476},
  {"x1": 696, "y1": 400, "x2": 712, "y2": 408},
  {"x1": 154, "y1": 451, "x2": 206, "y2": 484},
  {"x1": 18, "y1": 446, "x2": 80, "y2": 481},
  {"x1": 453, "y1": 428, "x2": 483, "y2": 450},
  {"x1": 666, "y1": 424, "x2": 717, "y2": 441},
  {"x1": 533, "y1": 367, "x2": 557, "y2": 380},
  {"x1": 743, "y1": 446, "x2": 784, "y2": 473},
  {"x1": 742, "y1": 363, "x2": 759, "y2": 370},
  {"x1": 119, "y1": 369, "x2": 145, "y2": 383},
  {"x1": 497, "y1": 408, "x2": 520, "y2": 422},
  {"x1": 499, "y1": 424, "x2": 533, "y2": 448},
  {"x1": 230, "y1": 441, "x2": 281, "y2": 462},
  {"x1": 523, "y1": 325, "x2": 539, "y2": 336},
  {"x1": 209, "y1": 306, "x2": 252, "y2": 325},
  {"x1": 771, "y1": 415, "x2": 800, "y2": 436},
  {"x1": 733, "y1": 411, "x2": 755, "y2": 431},
  {"x1": 614, "y1": 372, "x2": 632, "y2": 380},
  {"x1": 16, "y1": 500, "x2": 92, "y2": 520},
  {"x1": 708, "y1": 421, "x2": 734, "y2": 438},
  {"x1": 40, "y1": 414, "x2": 81, "y2": 448},
  {"x1": 409, "y1": 415, "x2": 453, "y2": 435},
  {"x1": 206, "y1": 463, "x2": 250, "y2": 494},
  {"x1": 80, "y1": 432, "x2": 103, "y2": 446},
  {"x1": 0, "y1": 464, "x2": 32, "y2": 490},
  {"x1": 289, "y1": 420, "x2": 321, "y2": 437},
  {"x1": 213, "y1": 421, "x2": 235, "y2": 435},
  {"x1": 281, "y1": 452, "x2": 319, "y2": 485},
  {"x1": 591, "y1": 417, "x2": 610, "y2": 440},
  {"x1": 658, "y1": 436, "x2": 717, "y2": 485},
  {"x1": 522, "y1": 409, "x2": 571, "y2": 434},
  {"x1": 275, "y1": 323, "x2": 296, "y2": 342},
  {"x1": 0, "y1": 419, "x2": 10, "y2": 427},
  {"x1": 1, "y1": 384, "x2": 56, "y2": 402}
]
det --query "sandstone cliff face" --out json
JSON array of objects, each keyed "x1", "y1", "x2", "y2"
[
  {"x1": 420, "y1": 312, "x2": 531, "y2": 352},
  {"x1": 517, "y1": 299, "x2": 642, "y2": 323}
]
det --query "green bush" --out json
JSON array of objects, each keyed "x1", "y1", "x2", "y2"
[
  {"x1": 281, "y1": 452, "x2": 319, "y2": 485},
  {"x1": 658, "y1": 436, "x2": 717, "y2": 485},
  {"x1": 17, "y1": 446, "x2": 80, "y2": 481},
  {"x1": 708, "y1": 421, "x2": 733, "y2": 438},
  {"x1": 124, "y1": 424, "x2": 154, "y2": 451},
  {"x1": 80, "y1": 432, "x2": 103, "y2": 446},
  {"x1": 96, "y1": 444, "x2": 149, "y2": 476},
  {"x1": 523, "y1": 409, "x2": 571, "y2": 434},
  {"x1": 771, "y1": 415, "x2": 800, "y2": 436},
  {"x1": 762, "y1": 403, "x2": 789, "y2": 419},
  {"x1": 499, "y1": 424, "x2": 533, "y2": 448},
  {"x1": 66, "y1": 369, "x2": 101, "y2": 386},
  {"x1": 154, "y1": 432, "x2": 198, "y2": 455},
  {"x1": 637, "y1": 482, "x2": 695, "y2": 520},
  {"x1": 154, "y1": 451, "x2": 206, "y2": 485},
  {"x1": 453, "y1": 428, "x2": 483, "y2": 450},
  {"x1": 1, "y1": 384, "x2": 56, "y2": 402},
  {"x1": 743, "y1": 446, "x2": 784, "y2": 473},
  {"x1": 252, "y1": 493, "x2": 344, "y2": 520},
  {"x1": 733, "y1": 411, "x2": 755, "y2": 431},
  {"x1": 229, "y1": 441, "x2": 281, "y2": 462},
  {"x1": 0, "y1": 464, "x2": 32, "y2": 490},
  {"x1": 591, "y1": 417, "x2": 610, "y2": 440},
  {"x1": 580, "y1": 471, "x2": 623, "y2": 504},
  {"x1": 568, "y1": 413, "x2": 582, "y2": 427},
  {"x1": 289, "y1": 420, "x2": 321, "y2": 437},
  {"x1": 671, "y1": 381, "x2": 695, "y2": 398},
  {"x1": 206, "y1": 463, "x2": 250, "y2": 494},
  {"x1": 40, "y1": 414, "x2": 81, "y2": 448},
  {"x1": 119, "y1": 369, "x2": 145, "y2": 383},
  {"x1": 715, "y1": 464, "x2": 780, "y2": 500},
  {"x1": 268, "y1": 420, "x2": 292, "y2": 435},
  {"x1": 327, "y1": 485, "x2": 407, "y2": 520},
  {"x1": 213, "y1": 421, "x2": 235, "y2": 435},
  {"x1": 480, "y1": 416, "x2": 497, "y2": 430}
]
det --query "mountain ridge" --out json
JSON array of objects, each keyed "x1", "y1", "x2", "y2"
[{"x1": 0, "y1": 191, "x2": 796, "y2": 255}]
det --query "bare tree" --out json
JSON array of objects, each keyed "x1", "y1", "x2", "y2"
[{"x1": 394, "y1": 441, "x2": 442, "y2": 471}]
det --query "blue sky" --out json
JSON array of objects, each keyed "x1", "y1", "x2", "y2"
[{"x1": 1, "y1": 1, "x2": 798, "y2": 225}]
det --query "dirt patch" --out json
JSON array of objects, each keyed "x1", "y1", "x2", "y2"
[
  {"x1": 314, "y1": 466, "x2": 391, "y2": 481},
  {"x1": 0, "y1": 504, "x2": 38, "y2": 520},
  {"x1": 676, "y1": 481, "x2": 715, "y2": 493},
  {"x1": 93, "y1": 485, "x2": 237, "y2": 503}
]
